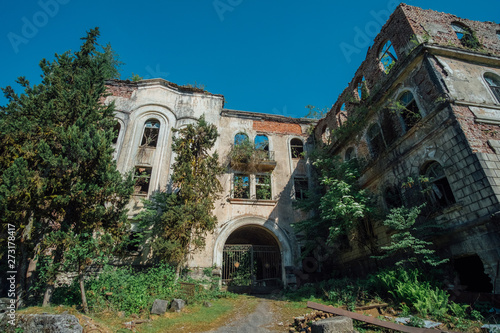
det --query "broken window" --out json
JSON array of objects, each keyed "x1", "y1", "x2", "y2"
[
  {"x1": 134, "y1": 167, "x2": 152, "y2": 195},
  {"x1": 452, "y1": 22, "x2": 480, "y2": 48},
  {"x1": 254, "y1": 135, "x2": 269, "y2": 151},
  {"x1": 345, "y1": 147, "x2": 355, "y2": 161},
  {"x1": 294, "y1": 177, "x2": 308, "y2": 200},
  {"x1": 290, "y1": 138, "x2": 304, "y2": 159},
  {"x1": 398, "y1": 91, "x2": 422, "y2": 131},
  {"x1": 141, "y1": 119, "x2": 160, "y2": 147},
  {"x1": 356, "y1": 76, "x2": 367, "y2": 100},
  {"x1": 321, "y1": 125, "x2": 330, "y2": 143},
  {"x1": 234, "y1": 132, "x2": 249, "y2": 145},
  {"x1": 384, "y1": 186, "x2": 403, "y2": 209},
  {"x1": 423, "y1": 161, "x2": 456, "y2": 208},
  {"x1": 380, "y1": 108, "x2": 400, "y2": 146},
  {"x1": 233, "y1": 174, "x2": 250, "y2": 199},
  {"x1": 379, "y1": 40, "x2": 398, "y2": 74},
  {"x1": 484, "y1": 73, "x2": 500, "y2": 103},
  {"x1": 112, "y1": 121, "x2": 121, "y2": 144},
  {"x1": 367, "y1": 123, "x2": 386, "y2": 159},
  {"x1": 255, "y1": 174, "x2": 272, "y2": 200}
]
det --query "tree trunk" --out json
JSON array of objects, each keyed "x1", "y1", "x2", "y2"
[
  {"x1": 16, "y1": 240, "x2": 29, "y2": 309},
  {"x1": 42, "y1": 246, "x2": 63, "y2": 307},
  {"x1": 79, "y1": 268, "x2": 89, "y2": 314}
]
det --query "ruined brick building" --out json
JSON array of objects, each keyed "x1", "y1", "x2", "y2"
[{"x1": 106, "y1": 4, "x2": 500, "y2": 293}]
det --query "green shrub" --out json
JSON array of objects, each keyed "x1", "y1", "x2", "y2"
[{"x1": 86, "y1": 263, "x2": 176, "y2": 315}]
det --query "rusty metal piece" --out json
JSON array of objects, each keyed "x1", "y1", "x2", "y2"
[{"x1": 307, "y1": 301, "x2": 457, "y2": 333}]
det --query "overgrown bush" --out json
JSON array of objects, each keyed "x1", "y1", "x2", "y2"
[{"x1": 86, "y1": 263, "x2": 176, "y2": 314}]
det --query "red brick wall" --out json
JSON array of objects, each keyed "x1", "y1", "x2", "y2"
[
  {"x1": 253, "y1": 120, "x2": 303, "y2": 135},
  {"x1": 105, "y1": 80, "x2": 137, "y2": 99}
]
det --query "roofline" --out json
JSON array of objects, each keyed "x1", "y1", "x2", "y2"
[{"x1": 222, "y1": 109, "x2": 317, "y2": 125}]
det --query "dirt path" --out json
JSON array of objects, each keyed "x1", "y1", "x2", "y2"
[{"x1": 203, "y1": 297, "x2": 284, "y2": 333}]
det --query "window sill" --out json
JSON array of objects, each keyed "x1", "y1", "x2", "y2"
[{"x1": 228, "y1": 198, "x2": 277, "y2": 206}]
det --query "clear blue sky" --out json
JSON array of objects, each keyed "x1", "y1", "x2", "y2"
[{"x1": 2, "y1": 1, "x2": 499, "y2": 118}]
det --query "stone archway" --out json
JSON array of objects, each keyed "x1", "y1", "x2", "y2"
[{"x1": 213, "y1": 216, "x2": 294, "y2": 287}]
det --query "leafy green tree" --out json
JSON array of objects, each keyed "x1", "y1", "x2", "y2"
[
  {"x1": 138, "y1": 116, "x2": 224, "y2": 275},
  {"x1": 293, "y1": 149, "x2": 376, "y2": 254},
  {"x1": 0, "y1": 28, "x2": 133, "y2": 312},
  {"x1": 374, "y1": 204, "x2": 448, "y2": 268}
]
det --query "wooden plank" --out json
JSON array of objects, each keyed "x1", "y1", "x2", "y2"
[{"x1": 307, "y1": 301, "x2": 455, "y2": 333}]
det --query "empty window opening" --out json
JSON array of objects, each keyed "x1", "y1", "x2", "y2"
[
  {"x1": 256, "y1": 174, "x2": 272, "y2": 200},
  {"x1": 380, "y1": 108, "x2": 400, "y2": 146},
  {"x1": 290, "y1": 138, "x2": 304, "y2": 159},
  {"x1": 398, "y1": 91, "x2": 422, "y2": 131},
  {"x1": 233, "y1": 174, "x2": 250, "y2": 199},
  {"x1": 422, "y1": 161, "x2": 456, "y2": 208},
  {"x1": 112, "y1": 122, "x2": 121, "y2": 144},
  {"x1": 254, "y1": 135, "x2": 269, "y2": 151},
  {"x1": 345, "y1": 147, "x2": 355, "y2": 161},
  {"x1": 453, "y1": 255, "x2": 493, "y2": 292},
  {"x1": 367, "y1": 123, "x2": 386, "y2": 159},
  {"x1": 134, "y1": 166, "x2": 152, "y2": 195},
  {"x1": 384, "y1": 186, "x2": 403, "y2": 209},
  {"x1": 294, "y1": 177, "x2": 309, "y2": 200},
  {"x1": 484, "y1": 73, "x2": 500, "y2": 103},
  {"x1": 357, "y1": 76, "x2": 367, "y2": 100},
  {"x1": 141, "y1": 119, "x2": 160, "y2": 147},
  {"x1": 497, "y1": 31, "x2": 500, "y2": 40},
  {"x1": 379, "y1": 40, "x2": 398, "y2": 74},
  {"x1": 321, "y1": 125, "x2": 331, "y2": 143},
  {"x1": 452, "y1": 22, "x2": 480, "y2": 48},
  {"x1": 234, "y1": 132, "x2": 249, "y2": 145}
]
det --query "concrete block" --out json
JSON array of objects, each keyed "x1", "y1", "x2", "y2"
[
  {"x1": 311, "y1": 316, "x2": 355, "y2": 333},
  {"x1": 151, "y1": 299, "x2": 169, "y2": 315},
  {"x1": 169, "y1": 299, "x2": 186, "y2": 312}
]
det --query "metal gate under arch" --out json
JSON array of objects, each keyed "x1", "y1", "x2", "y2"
[{"x1": 222, "y1": 244, "x2": 281, "y2": 288}]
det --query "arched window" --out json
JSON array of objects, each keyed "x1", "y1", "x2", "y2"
[
  {"x1": 379, "y1": 40, "x2": 398, "y2": 74},
  {"x1": 484, "y1": 73, "x2": 500, "y2": 103},
  {"x1": 141, "y1": 119, "x2": 160, "y2": 147},
  {"x1": 452, "y1": 22, "x2": 480, "y2": 48},
  {"x1": 367, "y1": 123, "x2": 386, "y2": 159},
  {"x1": 290, "y1": 138, "x2": 304, "y2": 159},
  {"x1": 398, "y1": 91, "x2": 422, "y2": 131},
  {"x1": 337, "y1": 103, "x2": 347, "y2": 127},
  {"x1": 321, "y1": 125, "x2": 330, "y2": 143},
  {"x1": 112, "y1": 121, "x2": 121, "y2": 144},
  {"x1": 422, "y1": 161, "x2": 456, "y2": 208},
  {"x1": 234, "y1": 132, "x2": 249, "y2": 145},
  {"x1": 356, "y1": 76, "x2": 366, "y2": 100},
  {"x1": 254, "y1": 134, "x2": 269, "y2": 151},
  {"x1": 345, "y1": 147, "x2": 355, "y2": 161}
]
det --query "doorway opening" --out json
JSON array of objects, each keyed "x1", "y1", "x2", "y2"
[{"x1": 222, "y1": 225, "x2": 282, "y2": 291}]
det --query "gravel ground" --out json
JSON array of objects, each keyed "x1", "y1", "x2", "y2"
[{"x1": 203, "y1": 297, "x2": 280, "y2": 333}]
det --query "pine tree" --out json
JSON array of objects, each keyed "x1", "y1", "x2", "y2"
[
  {"x1": 138, "y1": 116, "x2": 224, "y2": 275},
  {"x1": 0, "y1": 28, "x2": 133, "y2": 312}
]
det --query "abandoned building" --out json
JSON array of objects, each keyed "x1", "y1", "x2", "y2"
[{"x1": 105, "y1": 4, "x2": 500, "y2": 294}]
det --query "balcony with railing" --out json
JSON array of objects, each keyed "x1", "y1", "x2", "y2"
[{"x1": 229, "y1": 148, "x2": 277, "y2": 172}]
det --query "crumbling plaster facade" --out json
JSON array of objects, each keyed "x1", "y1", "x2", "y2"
[
  {"x1": 105, "y1": 79, "x2": 315, "y2": 284},
  {"x1": 105, "y1": 4, "x2": 500, "y2": 292},
  {"x1": 316, "y1": 4, "x2": 500, "y2": 292}
]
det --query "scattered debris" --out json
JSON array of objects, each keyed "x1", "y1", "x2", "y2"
[{"x1": 395, "y1": 317, "x2": 442, "y2": 329}]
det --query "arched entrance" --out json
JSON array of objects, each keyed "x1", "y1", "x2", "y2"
[
  {"x1": 213, "y1": 216, "x2": 296, "y2": 291},
  {"x1": 223, "y1": 225, "x2": 282, "y2": 288}
]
